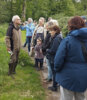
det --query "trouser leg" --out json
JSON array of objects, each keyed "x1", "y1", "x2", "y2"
[
  {"x1": 12, "y1": 62, "x2": 17, "y2": 74},
  {"x1": 50, "y1": 63, "x2": 57, "y2": 88},
  {"x1": 24, "y1": 37, "x2": 27, "y2": 47},
  {"x1": 8, "y1": 63, "x2": 14, "y2": 75},
  {"x1": 60, "y1": 86, "x2": 74, "y2": 100},
  {"x1": 12, "y1": 51, "x2": 19, "y2": 74},
  {"x1": 27, "y1": 37, "x2": 32, "y2": 52},
  {"x1": 74, "y1": 92, "x2": 86, "y2": 100},
  {"x1": 35, "y1": 59, "x2": 38, "y2": 68},
  {"x1": 46, "y1": 58, "x2": 52, "y2": 80},
  {"x1": 40, "y1": 59, "x2": 43, "y2": 69}
]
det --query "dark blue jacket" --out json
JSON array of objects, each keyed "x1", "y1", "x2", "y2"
[
  {"x1": 47, "y1": 33, "x2": 62, "y2": 64},
  {"x1": 54, "y1": 28, "x2": 87, "y2": 92}
]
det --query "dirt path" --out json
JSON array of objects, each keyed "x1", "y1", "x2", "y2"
[
  {"x1": 22, "y1": 47, "x2": 60, "y2": 100},
  {"x1": 40, "y1": 62, "x2": 60, "y2": 100},
  {"x1": 22, "y1": 47, "x2": 87, "y2": 100}
]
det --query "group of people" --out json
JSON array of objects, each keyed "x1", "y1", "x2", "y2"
[{"x1": 5, "y1": 15, "x2": 87, "y2": 100}]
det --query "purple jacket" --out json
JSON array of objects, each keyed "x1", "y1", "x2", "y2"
[{"x1": 35, "y1": 44, "x2": 44, "y2": 59}]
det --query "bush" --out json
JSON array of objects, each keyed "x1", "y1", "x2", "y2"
[
  {"x1": 18, "y1": 50, "x2": 34, "y2": 67},
  {"x1": 0, "y1": 23, "x2": 8, "y2": 38},
  {"x1": 58, "y1": 16, "x2": 70, "y2": 37},
  {"x1": 52, "y1": 14, "x2": 70, "y2": 37},
  {"x1": 52, "y1": 14, "x2": 87, "y2": 37}
]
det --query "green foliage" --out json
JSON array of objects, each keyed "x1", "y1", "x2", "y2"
[
  {"x1": 64, "y1": 0, "x2": 75, "y2": 16},
  {"x1": 58, "y1": 16, "x2": 70, "y2": 37},
  {"x1": 18, "y1": 50, "x2": 33, "y2": 67},
  {"x1": 0, "y1": 0, "x2": 87, "y2": 22},
  {"x1": 0, "y1": 23, "x2": 8, "y2": 38}
]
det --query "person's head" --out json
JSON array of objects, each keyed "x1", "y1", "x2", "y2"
[
  {"x1": 68, "y1": 16, "x2": 85, "y2": 31},
  {"x1": 34, "y1": 20, "x2": 37, "y2": 26},
  {"x1": 39, "y1": 17, "x2": 45, "y2": 26},
  {"x1": 12, "y1": 15, "x2": 21, "y2": 25},
  {"x1": 49, "y1": 25, "x2": 60, "y2": 37},
  {"x1": 81, "y1": 16, "x2": 87, "y2": 22},
  {"x1": 48, "y1": 17, "x2": 52, "y2": 22},
  {"x1": 47, "y1": 19, "x2": 59, "y2": 30},
  {"x1": 28, "y1": 18, "x2": 33, "y2": 23},
  {"x1": 37, "y1": 38, "x2": 42, "y2": 45}
]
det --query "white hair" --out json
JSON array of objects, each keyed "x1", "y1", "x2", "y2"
[
  {"x1": 39, "y1": 17, "x2": 45, "y2": 22},
  {"x1": 50, "y1": 19, "x2": 59, "y2": 26},
  {"x1": 47, "y1": 19, "x2": 59, "y2": 28},
  {"x1": 28, "y1": 18, "x2": 33, "y2": 22},
  {"x1": 12, "y1": 15, "x2": 20, "y2": 22}
]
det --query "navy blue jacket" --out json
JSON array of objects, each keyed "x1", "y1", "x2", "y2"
[
  {"x1": 47, "y1": 33, "x2": 62, "y2": 64},
  {"x1": 54, "y1": 28, "x2": 87, "y2": 92}
]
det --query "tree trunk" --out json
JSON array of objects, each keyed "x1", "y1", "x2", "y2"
[{"x1": 22, "y1": 0, "x2": 26, "y2": 21}]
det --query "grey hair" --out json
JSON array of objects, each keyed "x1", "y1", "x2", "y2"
[
  {"x1": 28, "y1": 18, "x2": 33, "y2": 22},
  {"x1": 39, "y1": 17, "x2": 45, "y2": 22},
  {"x1": 47, "y1": 19, "x2": 59, "y2": 28},
  {"x1": 12, "y1": 15, "x2": 20, "y2": 22},
  {"x1": 50, "y1": 19, "x2": 59, "y2": 26}
]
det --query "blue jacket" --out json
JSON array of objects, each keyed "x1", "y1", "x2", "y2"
[
  {"x1": 46, "y1": 33, "x2": 62, "y2": 64},
  {"x1": 54, "y1": 28, "x2": 87, "y2": 92},
  {"x1": 20, "y1": 23, "x2": 35, "y2": 37}
]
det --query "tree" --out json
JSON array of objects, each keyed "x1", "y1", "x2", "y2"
[{"x1": 22, "y1": 0, "x2": 26, "y2": 21}]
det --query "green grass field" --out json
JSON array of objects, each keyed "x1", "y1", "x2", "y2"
[{"x1": 0, "y1": 24, "x2": 45, "y2": 100}]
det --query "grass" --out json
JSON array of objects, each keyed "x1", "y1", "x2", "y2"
[{"x1": 0, "y1": 26, "x2": 45, "y2": 100}]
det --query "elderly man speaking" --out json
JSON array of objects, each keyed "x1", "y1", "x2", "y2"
[{"x1": 5, "y1": 15, "x2": 21, "y2": 77}]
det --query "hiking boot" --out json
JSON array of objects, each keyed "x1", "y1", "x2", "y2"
[
  {"x1": 43, "y1": 79, "x2": 52, "y2": 83},
  {"x1": 8, "y1": 63, "x2": 13, "y2": 76},
  {"x1": 36, "y1": 67, "x2": 40, "y2": 71},
  {"x1": 48, "y1": 86, "x2": 57, "y2": 92},
  {"x1": 47, "y1": 79, "x2": 52, "y2": 82},
  {"x1": 12, "y1": 62, "x2": 17, "y2": 74}
]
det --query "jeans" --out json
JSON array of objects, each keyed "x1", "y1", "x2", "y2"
[
  {"x1": 60, "y1": 86, "x2": 86, "y2": 100},
  {"x1": 24, "y1": 37, "x2": 32, "y2": 52},
  {"x1": 24, "y1": 38, "x2": 27, "y2": 47},
  {"x1": 46, "y1": 58, "x2": 52, "y2": 80}
]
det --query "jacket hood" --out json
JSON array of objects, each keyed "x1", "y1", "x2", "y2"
[
  {"x1": 69, "y1": 28, "x2": 87, "y2": 42},
  {"x1": 9, "y1": 22, "x2": 14, "y2": 27}
]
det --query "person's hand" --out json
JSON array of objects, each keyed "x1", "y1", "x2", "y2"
[
  {"x1": 7, "y1": 48, "x2": 11, "y2": 52},
  {"x1": 32, "y1": 47, "x2": 34, "y2": 50},
  {"x1": 46, "y1": 49, "x2": 49, "y2": 53}
]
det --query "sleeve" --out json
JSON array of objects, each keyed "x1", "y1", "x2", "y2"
[
  {"x1": 47, "y1": 37, "x2": 62, "y2": 55},
  {"x1": 5, "y1": 36, "x2": 11, "y2": 49},
  {"x1": 20, "y1": 25, "x2": 26, "y2": 30},
  {"x1": 54, "y1": 38, "x2": 68, "y2": 72},
  {"x1": 5, "y1": 26, "x2": 13, "y2": 49}
]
